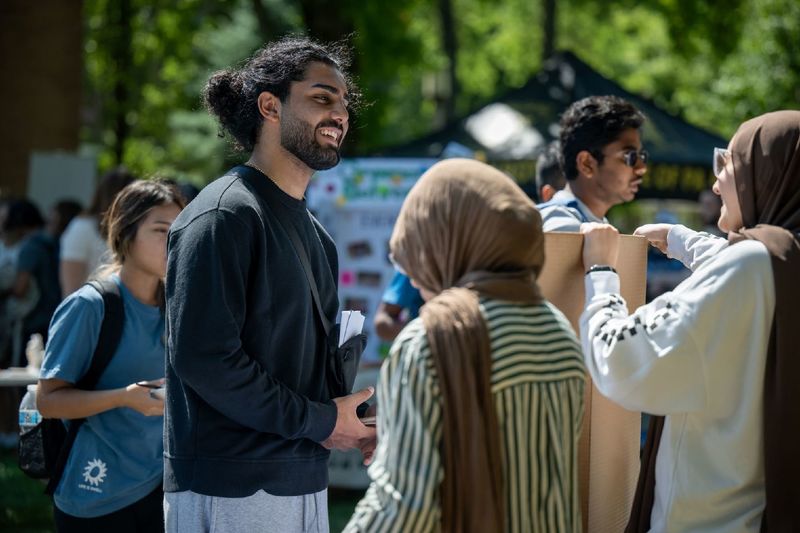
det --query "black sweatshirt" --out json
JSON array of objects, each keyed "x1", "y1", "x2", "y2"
[{"x1": 163, "y1": 165, "x2": 340, "y2": 497}]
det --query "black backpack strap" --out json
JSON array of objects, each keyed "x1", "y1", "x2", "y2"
[
  {"x1": 282, "y1": 218, "x2": 333, "y2": 337},
  {"x1": 238, "y1": 166, "x2": 333, "y2": 337},
  {"x1": 77, "y1": 279, "x2": 125, "y2": 389},
  {"x1": 45, "y1": 278, "x2": 125, "y2": 495}
]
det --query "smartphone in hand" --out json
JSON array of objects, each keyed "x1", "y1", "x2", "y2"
[
  {"x1": 359, "y1": 416, "x2": 376, "y2": 426},
  {"x1": 149, "y1": 387, "x2": 166, "y2": 400}
]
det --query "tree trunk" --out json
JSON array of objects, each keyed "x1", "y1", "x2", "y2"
[
  {"x1": 438, "y1": 0, "x2": 458, "y2": 123},
  {"x1": 0, "y1": 0, "x2": 82, "y2": 197},
  {"x1": 542, "y1": 0, "x2": 556, "y2": 62},
  {"x1": 112, "y1": 0, "x2": 133, "y2": 165}
]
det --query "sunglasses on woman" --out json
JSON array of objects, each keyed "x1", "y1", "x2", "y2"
[{"x1": 714, "y1": 147, "x2": 731, "y2": 178}]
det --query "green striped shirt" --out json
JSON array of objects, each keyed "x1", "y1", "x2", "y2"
[{"x1": 345, "y1": 299, "x2": 586, "y2": 532}]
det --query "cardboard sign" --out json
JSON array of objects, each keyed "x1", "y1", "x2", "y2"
[{"x1": 538, "y1": 232, "x2": 647, "y2": 533}]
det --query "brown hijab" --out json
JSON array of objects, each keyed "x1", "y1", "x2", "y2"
[
  {"x1": 390, "y1": 158, "x2": 544, "y2": 532},
  {"x1": 627, "y1": 111, "x2": 800, "y2": 532}
]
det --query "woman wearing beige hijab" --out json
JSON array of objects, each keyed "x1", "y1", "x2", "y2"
[
  {"x1": 345, "y1": 159, "x2": 586, "y2": 532},
  {"x1": 581, "y1": 110, "x2": 800, "y2": 532}
]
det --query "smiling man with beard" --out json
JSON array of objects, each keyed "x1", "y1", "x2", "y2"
[
  {"x1": 162, "y1": 38, "x2": 376, "y2": 532},
  {"x1": 539, "y1": 96, "x2": 647, "y2": 231}
]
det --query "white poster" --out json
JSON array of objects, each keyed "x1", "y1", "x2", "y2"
[
  {"x1": 309, "y1": 158, "x2": 436, "y2": 364},
  {"x1": 28, "y1": 152, "x2": 96, "y2": 212}
]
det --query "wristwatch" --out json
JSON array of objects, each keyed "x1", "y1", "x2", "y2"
[{"x1": 585, "y1": 264, "x2": 618, "y2": 275}]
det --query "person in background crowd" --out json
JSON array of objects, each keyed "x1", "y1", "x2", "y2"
[
  {"x1": 37, "y1": 181, "x2": 184, "y2": 532},
  {"x1": 580, "y1": 110, "x2": 800, "y2": 532},
  {"x1": 539, "y1": 95, "x2": 647, "y2": 231},
  {"x1": 177, "y1": 182, "x2": 200, "y2": 204},
  {"x1": 60, "y1": 167, "x2": 135, "y2": 297},
  {"x1": 535, "y1": 140, "x2": 566, "y2": 203},
  {"x1": 348, "y1": 159, "x2": 585, "y2": 533},
  {"x1": 698, "y1": 188, "x2": 725, "y2": 237},
  {"x1": 6, "y1": 200, "x2": 82, "y2": 355},
  {"x1": 373, "y1": 270, "x2": 424, "y2": 342},
  {"x1": 1, "y1": 200, "x2": 46, "y2": 364}
]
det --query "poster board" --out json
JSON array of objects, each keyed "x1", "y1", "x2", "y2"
[
  {"x1": 309, "y1": 158, "x2": 437, "y2": 364},
  {"x1": 538, "y1": 232, "x2": 647, "y2": 533},
  {"x1": 28, "y1": 152, "x2": 95, "y2": 211}
]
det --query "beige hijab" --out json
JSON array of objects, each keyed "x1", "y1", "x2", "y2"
[{"x1": 390, "y1": 158, "x2": 544, "y2": 532}]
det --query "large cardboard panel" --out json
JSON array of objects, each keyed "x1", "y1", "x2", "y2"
[{"x1": 539, "y1": 232, "x2": 647, "y2": 533}]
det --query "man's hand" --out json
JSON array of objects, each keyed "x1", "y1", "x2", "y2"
[
  {"x1": 581, "y1": 223, "x2": 620, "y2": 271},
  {"x1": 633, "y1": 223, "x2": 674, "y2": 254},
  {"x1": 322, "y1": 387, "x2": 377, "y2": 453}
]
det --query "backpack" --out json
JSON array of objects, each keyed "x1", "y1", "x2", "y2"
[{"x1": 17, "y1": 279, "x2": 124, "y2": 495}]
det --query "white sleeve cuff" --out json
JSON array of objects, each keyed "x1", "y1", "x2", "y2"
[
  {"x1": 584, "y1": 270, "x2": 621, "y2": 302},
  {"x1": 666, "y1": 224, "x2": 694, "y2": 260}
]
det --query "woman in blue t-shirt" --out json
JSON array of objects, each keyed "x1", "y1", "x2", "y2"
[{"x1": 37, "y1": 181, "x2": 184, "y2": 532}]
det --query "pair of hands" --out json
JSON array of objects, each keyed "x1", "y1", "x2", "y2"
[
  {"x1": 322, "y1": 387, "x2": 378, "y2": 466},
  {"x1": 581, "y1": 222, "x2": 673, "y2": 269}
]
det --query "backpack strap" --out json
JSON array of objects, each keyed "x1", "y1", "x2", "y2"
[
  {"x1": 77, "y1": 279, "x2": 126, "y2": 389},
  {"x1": 45, "y1": 278, "x2": 125, "y2": 495}
]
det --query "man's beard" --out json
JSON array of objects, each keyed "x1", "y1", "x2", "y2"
[{"x1": 280, "y1": 110, "x2": 341, "y2": 171}]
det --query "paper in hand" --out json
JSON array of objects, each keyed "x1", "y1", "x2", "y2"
[{"x1": 338, "y1": 310, "x2": 365, "y2": 347}]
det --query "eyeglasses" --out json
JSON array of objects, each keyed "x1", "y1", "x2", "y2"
[
  {"x1": 713, "y1": 147, "x2": 731, "y2": 178},
  {"x1": 620, "y1": 149, "x2": 649, "y2": 167}
]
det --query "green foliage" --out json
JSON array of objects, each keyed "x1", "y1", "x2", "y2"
[
  {"x1": 80, "y1": 0, "x2": 800, "y2": 183},
  {"x1": 83, "y1": 0, "x2": 245, "y2": 182},
  {"x1": 0, "y1": 449, "x2": 53, "y2": 531}
]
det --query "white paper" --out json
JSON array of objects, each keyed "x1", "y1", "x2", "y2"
[{"x1": 338, "y1": 310, "x2": 365, "y2": 347}]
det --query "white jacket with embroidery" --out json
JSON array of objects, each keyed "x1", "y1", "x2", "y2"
[{"x1": 580, "y1": 225, "x2": 774, "y2": 533}]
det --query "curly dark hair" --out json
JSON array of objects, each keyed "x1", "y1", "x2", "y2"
[
  {"x1": 559, "y1": 96, "x2": 645, "y2": 180},
  {"x1": 203, "y1": 36, "x2": 360, "y2": 152}
]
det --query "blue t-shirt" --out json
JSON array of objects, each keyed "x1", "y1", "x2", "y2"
[
  {"x1": 382, "y1": 271, "x2": 424, "y2": 319},
  {"x1": 39, "y1": 275, "x2": 165, "y2": 518}
]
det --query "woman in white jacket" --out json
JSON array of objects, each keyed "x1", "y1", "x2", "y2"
[{"x1": 579, "y1": 110, "x2": 799, "y2": 532}]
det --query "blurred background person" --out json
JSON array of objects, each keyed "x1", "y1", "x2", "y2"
[
  {"x1": 1, "y1": 199, "x2": 46, "y2": 365},
  {"x1": 59, "y1": 167, "x2": 135, "y2": 297},
  {"x1": 8, "y1": 200, "x2": 82, "y2": 354},
  {"x1": 698, "y1": 188, "x2": 725, "y2": 237},
  {"x1": 535, "y1": 140, "x2": 566, "y2": 203},
  {"x1": 372, "y1": 270, "x2": 424, "y2": 343},
  {"x1": 177, "y1": 182, "x2": 200, "y2": 204}
]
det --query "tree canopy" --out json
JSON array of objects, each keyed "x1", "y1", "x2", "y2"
[{"x1": 81, "y1": 0, "x2": 800, "y2": 183}]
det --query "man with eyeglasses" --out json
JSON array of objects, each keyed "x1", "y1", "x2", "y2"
[{"x1": 538, "y1": 95, "x2": 647, "y2": 231}]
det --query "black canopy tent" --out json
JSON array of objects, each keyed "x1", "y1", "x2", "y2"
[{"x1": 373, "y1": 51, "x2": 728, "y2": 201}]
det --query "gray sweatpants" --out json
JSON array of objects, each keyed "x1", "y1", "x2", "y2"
[{"x1": 164, "y1": 489, "x2": 329, "y2": 533}]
